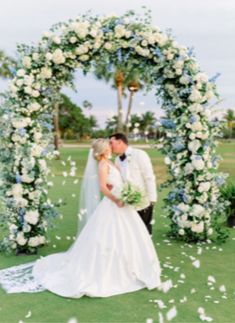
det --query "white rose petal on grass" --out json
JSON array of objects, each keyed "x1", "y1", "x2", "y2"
[
  {"x1": 208, "y1": 276, "x2": 216, "y2": 284},
  {"x1": 159, "y1": 279, "x2": 173, "y2": 293},
  {"x1": 199, "y1": 314, "x2": 213, "y2": 322},
  {"x1": 166, "y1": 306, "x2": 177, "y2": 321},
  {"x1": 192, "y1": 259, "x2": 200, "y2": 268},
  {"x1": 154, "y1": 299, "x2": 166, "y2": 309},
  {"x1": 25, "y1": 311, "x2": 32, "y2": 318},
  {"x1": 219, "y1": 285, "x2": 226, "y2": 293},
  {"x1": 67, "y1": 318, "x2": 78, "y2": 323},
  {"x1": 158, "y1": 312, "x2": 164, "y2": 323}
]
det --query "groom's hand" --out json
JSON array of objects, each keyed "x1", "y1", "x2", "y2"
[{"x1": 150, "y1": 201, "x2": 155, "y2": 207}]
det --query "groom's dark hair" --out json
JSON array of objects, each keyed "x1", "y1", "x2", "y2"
[{"x1": 109, "y1": 133, "x2": 128, "y2": 145}]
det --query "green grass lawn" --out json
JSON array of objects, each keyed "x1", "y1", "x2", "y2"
[{"x1": 0, "y1": 141, "x2": 235, "y2": 323}]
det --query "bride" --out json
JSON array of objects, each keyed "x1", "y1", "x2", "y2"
[{"x1": 0, "y1": 139, "x2": 161, "y2": 298}]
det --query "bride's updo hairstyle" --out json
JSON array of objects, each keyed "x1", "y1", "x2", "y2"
[{"x1": 92, "y1": 138, "x2": 110, "y2": 161}]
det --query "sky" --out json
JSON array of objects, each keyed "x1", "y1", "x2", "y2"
[{"x1": 0, "y1": 0, "x2": 234, "y2": 127}]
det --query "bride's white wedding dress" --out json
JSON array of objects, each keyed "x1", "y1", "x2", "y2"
[{"x1": 0, "y1": 163, "x2": 161, "y2": 298}]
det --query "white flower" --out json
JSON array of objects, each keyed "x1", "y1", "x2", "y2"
[
  {"x1": 17, "y1": 69, "x2": 26, "y2": 77},
  {"x1": 191, "y1": 221, "x2": 204, "y2": 233},
  {"x1": 155, "y1": 33, "x2": 168, "y2": 46},
  {"x1": 164, "y1": 156, "x2": 171, "y2": 165},
  {"x1": 22, "y1": 56, "x2": 32, "y2": 68},
  {"x1": 28, "y1": 190, "x2": 41, "y2": 201},
  {"x1": 28, "y1": 102, "x2": 41, "y2": 113},
  {"x1": 31, "y1": 144, "x2": 43, "y2": 157},
  {"x1": 28, "y1": 236, "x2": 40, "y2": 247},
  {"x1": 23, "y1": 224, "x2": 31, "y2": 233},
  {"x1": 75, "y1": 45, "x2": 89, "y2": 55},
  {"x1": 191, "y1": 122, "x2": 203, "y2": 132},
  {"x1": 40, "y1": 67, "x2": 52, "y2": 79},
  {"x1": 188, "y1": 140, "x2": 201, "y2": 153},
  {"x1": 184, "y1": 162, "x2": 194, "y2": 174},
  {"x1": 52, "y1": 49, "x2": 65, "y2": 64},
  {"x1": 16, "y1": 232, "x2": 27, "y2": 246},
  {"x1": 189, "y1": 89, "x2": 202, "y2": 103},
  {"x1": 52, "y1": 36, "x2": 61, "y2": 44},
  {"x1": 104, "y1": 42, "x2": 113, "y2": 51},
  {"x1": 32, "y1": 53, "x2": 39, "y2": 61},
  {"x1": 198, "y1": 182, "x2": 211, "y2": 193},
  {"x1": 191, "y1": 158, "x2": 205, "y2": 171},
  {"x1": 14, "y1": 197, "x2": 28, "y2": 207},
  {"x1": 24, "y1": 210, "x2": 39, "y2": 225},
  {"x1": 179, "y1": 229, "x2": 185, "y2": 235},
  {"x1": 189, "y1": 104, "x2": 203, "y2": 113},
  {"x1": 114, "y1": 25, "x2": 126, "y2": 38},
  {"x1": 21, "y1": 173, "x2": 34, "y2": 183},
  {"x1": 69, "y1": 36, "x2": 77, "y2": 43},
  {"x1": 70, "y1": 21, "x2": 89, "y2": 38},
  {"x1": 45, "y1": 52, "x2": 53, "y2": 61},
  {"x1": 38, "y1": 159, "x2": 47, "y2": 171},
  {"x1": 42, "y1": 31, "x2": 52, "y2": 38},
  {"x1": 207, "y1": 228, "x2": 213, "y2": 235},
  {"x1": 32, "y1": 90, "x2": 40, "y2": 98},
  {"x1": 177, "y1": 203, "x2": 190, "y2": 212},
  {"x1": 195, "y1": 72, "x2": 208, "y2": 83},
  {"x1": 12, "y1": 184, "x2": 23, "y2": 198},
  {"x1": 192, "y1": 204, "x2": 205, "y2": 217}
]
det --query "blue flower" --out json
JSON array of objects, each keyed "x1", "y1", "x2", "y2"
[
  {"x1": 189, "y1": 115, "x2": 197, "y2": 123},
  {"x1": 15, "y1": 173, "x2": 22, "y2": 184},
  {"x1": 18, "y1": 128, "x2": 26, "y2": 136},
  {"x1": 214, "y1": 175, "x2": 225, "y2": 186},
  {"x1": 172, "y1": 140, "x2": 185, "y2": 152},
  {"x1": 160, "y1": 119, "x2": 176, "y2": 129},
  {"x1": 154, "y1": 48, "x2": 164, "y2": 59},
  {"x1": 188, "y1": 47, "x2": 195, "y2": 57},
  {"x1": 167, "y1": 192, "x2": 176, "y2": 201},
  {"x1": 117, "y1": 48, "x2": 122, "y2": 62},
  {"x1": 178, "y1": 191, "x2": 188, "y2": 203},
  {"x1": 209, "y1": 73, "x2": 221, "y2": 83}
]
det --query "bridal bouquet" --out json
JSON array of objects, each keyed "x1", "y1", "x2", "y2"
[{"x1": 120, "y1": 182, "x2": 143, "y2": 207}]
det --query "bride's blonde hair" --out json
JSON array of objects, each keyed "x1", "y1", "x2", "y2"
[{"x1": 92, "y1": 138, "x2": 110, "y2": 161}]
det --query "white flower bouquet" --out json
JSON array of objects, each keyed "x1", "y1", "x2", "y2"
[{"x1": 120, "y1": 182, "x2": 143, "y2": 208}]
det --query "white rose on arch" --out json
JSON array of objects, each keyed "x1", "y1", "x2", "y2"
[{"x1": 24, "y1": 210, "x2": 40, "y2": 225}]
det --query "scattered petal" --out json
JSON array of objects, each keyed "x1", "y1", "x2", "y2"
[
  {"x1": 25, "y1": 311, "x2": 32, "y2": 318},
  {"x1": 154, "y1": 299, "x2": 167, "y2": 309},
  {"x1": 166, "y1": 306, "x2": 177, "y2": 321},
  {"x1": 192, "y1": 259, "x2": 200, "y2": 268},
  {"x1": 219, "y1": 285, "x2": 226, "y2": 293},
  {"x1": 208, "y1": 276, "x2": 216, "y2": 283},
  {"x1": 67, "y1": 318, "x2": 78, "y2": 323},
  {"x1": 159, "y1": 280, "x2": 173, "y2": 293}
]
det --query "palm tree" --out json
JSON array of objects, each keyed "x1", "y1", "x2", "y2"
[
  {"x1": 224, "y1": 109, "x2": 235, "y2": 138},
  {"x1": 93, "y1": 59, "x2": 144, "y2": 133}
]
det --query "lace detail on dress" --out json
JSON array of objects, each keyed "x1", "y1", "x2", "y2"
[{"x1": 0, "y1": 262, "x2": 45, "y2": 293}]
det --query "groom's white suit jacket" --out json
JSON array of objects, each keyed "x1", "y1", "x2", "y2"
[{"x1": 115, "y1": 146, "x2": 157, "y2": 210}]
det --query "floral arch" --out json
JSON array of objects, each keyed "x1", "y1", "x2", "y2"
[{"x1": 0, "y1": 11, "x2": 228, "y2": 254}]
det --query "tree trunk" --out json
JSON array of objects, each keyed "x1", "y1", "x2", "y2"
[
  {"x1": 53, "y1": 103, "x2": 60, "y2": 156},
  {"x1": 125, "y1": 91, "x2": 134, "y2": 137},
  {"x1": 115, "y1": 71, "x2": 124, "y2": 132},
  {"x1": 117, "y1": 84, "x2": 123, "y2": 132}
]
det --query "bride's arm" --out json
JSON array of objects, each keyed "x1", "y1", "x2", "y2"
[{"x1": 98, "y1": 161, "x2": 123, "y2": 207}]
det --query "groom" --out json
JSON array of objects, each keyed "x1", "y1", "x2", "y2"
[{"x1": 109, "y1": 133, "x2": 157, "y2": 235}]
